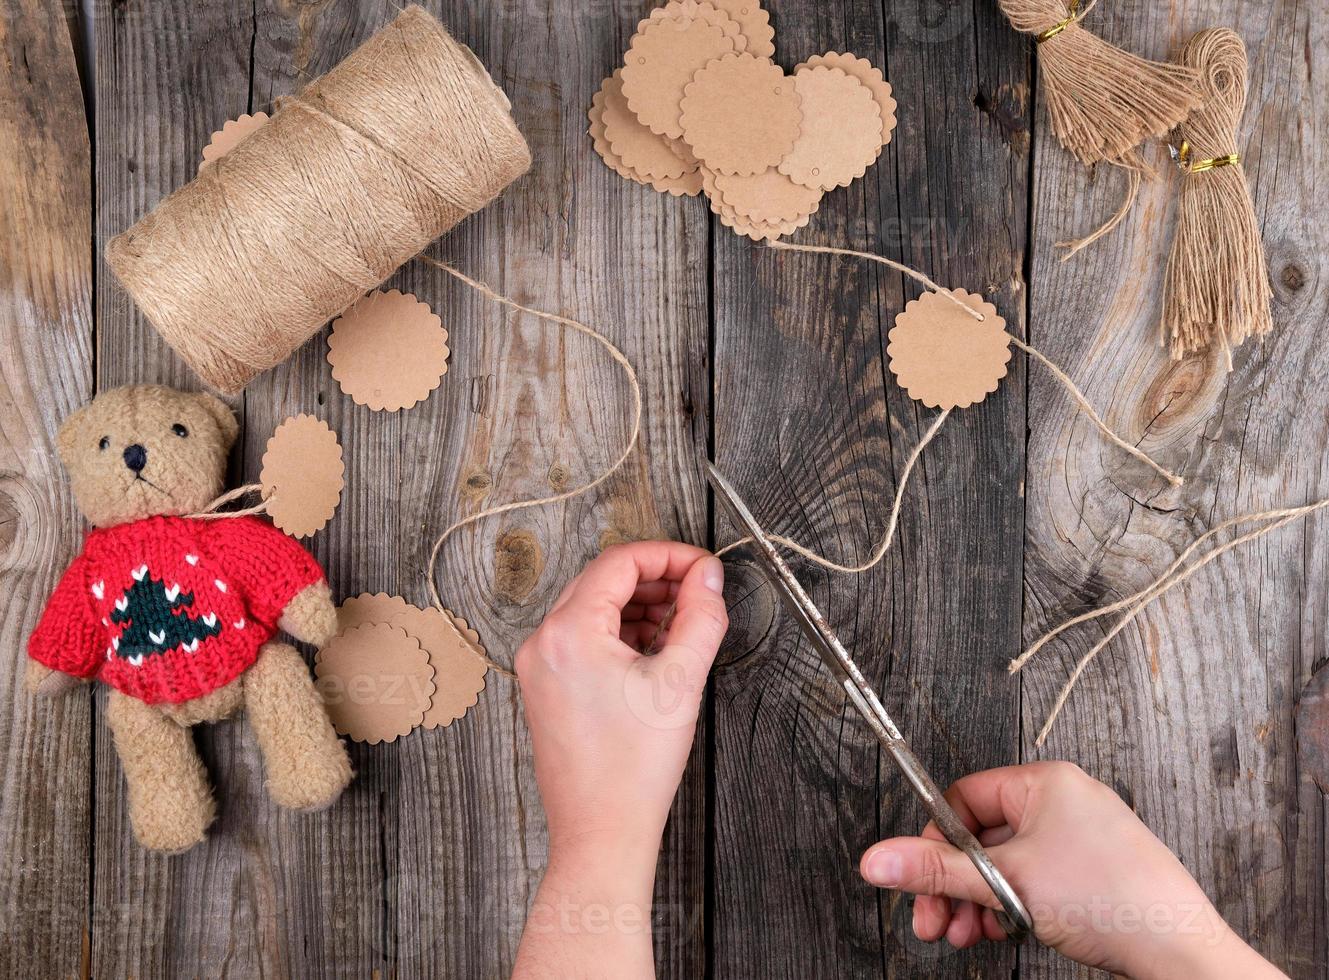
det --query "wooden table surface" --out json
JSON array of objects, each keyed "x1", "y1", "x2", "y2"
[{"x1": 2, "y1": 0, "x2": 1324, "y2": 976}]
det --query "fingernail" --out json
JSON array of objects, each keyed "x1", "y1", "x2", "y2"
[
  {"x1": 702, "y1": 556, "x2": 724, "y2": 595},
  {"x1": 865, "y1": 849, "x2": 903, "y2": 887}
]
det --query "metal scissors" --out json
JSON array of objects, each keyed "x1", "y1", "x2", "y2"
[{"x1": 704, "y1": 461, "x2": 1033, "y2": 942}]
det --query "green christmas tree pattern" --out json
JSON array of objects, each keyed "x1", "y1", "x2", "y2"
[{"x1": 110, "y1": 569, "x2": 223, "y2": 660}]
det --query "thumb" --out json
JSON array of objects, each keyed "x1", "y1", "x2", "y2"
[
  {"x1": 653, "y1": 555, "x2": 728, "y2": 687},
  {"x1": 860, "y1": 838, "x2": 1005, "y2": 908}
]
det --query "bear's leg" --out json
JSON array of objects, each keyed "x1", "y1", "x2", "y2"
[
  {"x1": 105, "y1": 690, "x2": 215, "y2": 852},
  {"x1": 244, "y1": 641, "x2": 352, "y2": 811}
]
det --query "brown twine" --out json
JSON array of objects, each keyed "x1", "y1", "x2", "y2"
[
  {"x1": 998, "y1": 0, "x2": 1201, "y2": 256},
  {"x1": 1160, "y1": 28, "x2": 1272, "y2": 368},
  {"x1": 766, "y1": 242, "x2": 1183, "y2": 485},
  {"x1": 188, "y1": 483, "x2": 269, "y2": 520},
  {"x1": 1013, "y1": 497, "x2": 1329, "y2": 746},
  {"x1": 999, "y1": 0, "x2": 1201, "y2": 167},
  {"x1": 104, "y1": 6, "x2": 531, "y2": 394},
  {"x1": 417, "y1": 258, "x2": 644, "y2": 679}
]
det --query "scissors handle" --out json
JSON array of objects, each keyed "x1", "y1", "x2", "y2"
[{"x1": 841, "y1": 681, "x2": 1032, "y2": 940}]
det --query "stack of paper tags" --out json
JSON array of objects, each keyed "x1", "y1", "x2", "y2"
[
  {"x1": 589, "y1": 1, "x2": 896, "y2": 240},
  {"x1": 313, "y1": 593, "x2": 489, "y2": 745}
]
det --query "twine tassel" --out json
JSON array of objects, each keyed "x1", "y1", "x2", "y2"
[
  {"x1": 1161, "y1": 29, "x2": 1272, "y2": 365},
  {"x1": 1000, "y1": 0, "x2": 1202, "y2": 168}
]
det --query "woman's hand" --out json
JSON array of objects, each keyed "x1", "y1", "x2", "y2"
[
  {"x1": 513, "y1": 541, "x2": 727, "y2": 979},
  {"x1": 859, "y1": 761, "x2": 1285, "y2": 979}
]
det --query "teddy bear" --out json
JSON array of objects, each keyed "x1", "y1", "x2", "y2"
[{"x1": 26, "y1": 384, "x2": 353, "y2": 852}]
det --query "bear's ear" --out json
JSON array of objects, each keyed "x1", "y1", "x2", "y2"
[
  {"x1": 54, "y1": 402, "x2": 93, "y2": 465},
  {"x1": 196, "y1": 393, "x2": 239, "y2": 451}
]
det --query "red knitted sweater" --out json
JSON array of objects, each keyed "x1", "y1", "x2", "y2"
[{"x1": 28, "y1": 515, "x2": 324, "y2": 705}]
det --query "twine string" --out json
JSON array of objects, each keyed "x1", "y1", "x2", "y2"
[
  {"x1": 715, "y1": 409, "x2": 951, "y2": 571},
  {"x1": 188, "y1": 483, "x2": 269, "y2": 520},
  {"x1": 418, "y1": 257, "x2": 644, "y2": 678},
  {"x1": 1020, "y1": 498, "x2": 1329, "y2": 746},
  {"x1": 766, "y1": 240, "x2": 1182, "y2": 486}
]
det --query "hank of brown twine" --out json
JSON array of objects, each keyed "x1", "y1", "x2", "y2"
[
  {"x1": 1160, "y1": 28, "x2": 1272, "y2": 370},
  {"x1": 104, "y1": 6, "x2": 531, "y2": 394},
  {"x1": 998, "y1": 0, "x2": 1202, "y2": 256}
]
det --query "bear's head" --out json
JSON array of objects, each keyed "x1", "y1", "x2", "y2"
[{"x1": 56, "y1": 385, "x2": 239, "y2": 527}]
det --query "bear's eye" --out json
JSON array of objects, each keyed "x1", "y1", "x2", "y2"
[
  {"x1": 98, "y1": 436, "x2": 110, "y2": 451},
  {"x1": 172, "y1": 423, "x2": 189, "y2": 438}
]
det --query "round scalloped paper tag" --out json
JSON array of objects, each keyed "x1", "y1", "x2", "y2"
[
  {"x1": 887, "y1": 290, "x2": 1012, "y2": 410},
  {"x1": 260, "y1": 414, "x2": 344, "y2": 538},
  {"x1": 327, "y1": 290, "x2": 450, "y2": 412}
]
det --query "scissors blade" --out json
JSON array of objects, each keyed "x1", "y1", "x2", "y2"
[
  {"x1": 703, "y1": 459, "x2": 1033, "y2": 941},
  {"x1": 703, "y1": 462, "x2": 896, "y2": 729}
]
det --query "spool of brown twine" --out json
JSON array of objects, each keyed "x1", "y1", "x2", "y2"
[{"x1": 105, "y1": 5, "x2": 531, "y2": 393}]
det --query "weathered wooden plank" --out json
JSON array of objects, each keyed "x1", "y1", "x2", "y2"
[
  {"x1": 709, "y1": 1, "x2": 1030, "y2": 976},
  {"x1": 1021, "y1": 1, "x2": 1327, "y2": 977},
  {"x1": 384, "y1": 3, "x2": 711, "y2": 976},
  {"x1": 92, "y1": 2, "x2": 297, "y2": 976},
  {"x1": 0, "y1": 1, "x2": 93, "y2": 974}
]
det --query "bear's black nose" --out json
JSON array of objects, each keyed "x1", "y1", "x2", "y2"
[{"x1": 123, "y1": 444, "x2": 147, "y2": 473}]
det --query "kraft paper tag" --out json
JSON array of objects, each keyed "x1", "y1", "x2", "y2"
[
  {"x1": 796, "y1": 52, "x2": 897, "y2": 151},
  {"x1": 709, "y1": 0, "x2": 775, "y2": 59},
  {"x1": 620, "y1": 16, "x2": 736, "y2": 139},
  {"x1": 887, "y1": 289, "x2": 1012, "y2": 410},
  {"x1": 713, "y1": 168, "x2": 822, "y2": 224},
  {"x1": 327, "y1": 289, "x2": 450, "y2": 412},
  {"x1": 590, "y1": 76, "x2": 703, "y2": 196},
  {"x1": 679, "y1": 53, "x2": 802, "y2": 177},
  {"x1": 701, "y1": 166, "x2": 812, "y2": 241},
  {"x1": 779, "y1": 66, "x2": 883, "y2": 191},
  {"x1": 260, "y1": 414, "x2": 344, "y2": 538},
  {"x1": 336, "y1": 593, "x2": 488, "y2": 731},
  {"x1": 602, "y1": 69, "x2": 699, "y2": 180},
  {"x1": 314, "y1": 622, "x2": 434, "y2": 744},
  {"x1": 643, "y1": 1, "x2": 748, "y2": 53},
  {"x1": 198, "y1": 112, "x2": 271, "y2": 172}
]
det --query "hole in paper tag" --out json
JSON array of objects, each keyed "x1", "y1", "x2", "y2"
[
  {"x1": 314, "y1": 622, "x2": 434, "y2": 744},
  {"x1": 779, "y1": 66, "x2": 883, "y2": 191},
  {"x1": 199, "y1": 112, "x2": 271, "y2": 173},
  {"x1": 887, "y1": 290, "x2": 1012, "y2": 410},
  {"x1": 335, "y1": 593, "x2": 488, "y2": 730},
  {"x1": 327, "y1": 289, "x2": 450, "y2": 412},
  {"x1": 260, "y1": 414, "x2": 344, "y2": 538},
  {"x1": 795, "y1": 52, "x2": 896, "y2": 151},
  {"x1": 621, "y1": 16, "x2": 737, "y2": 139},
  {"x1": 680, "y1": 53, "x2": 802, "y2": 177}
]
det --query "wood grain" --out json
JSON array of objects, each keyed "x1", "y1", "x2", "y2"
[
  {"x1": 709, "y1": 1, "x2": 1029, "y2": 976},
  {"x1": 1021, "y1": 1, "x2": 1326, "y2": 977},
  {"x1": 0, "y1": 1, "x2": 93, "y2": 975},
  {"x1": 4, "y1": 0, "x2": 1323, "y2": 975}
]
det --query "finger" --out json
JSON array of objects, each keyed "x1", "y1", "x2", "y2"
[
  {"x1": 979, "y1": 825, "x2": 1014, "y2": 847},
  {"x1": 860, "y1": 838, "x2": 1004, "y2": 908},
  {"x1": 621, "y1": 602, "x2": 647, "y2": 622},
  {"x1": 569, "y1": 542, "x2": 712, "y2": 627},
  {"x1": 938, "y1": 766, "x2": 1042, "y2": 833},
  {"x1": 913, "y1": 895, "x2": 951, "y2": 942},
  {"x1": 619, "y1": 621, "x2": 650, "y2": 650},
  {"x1": 547, "y1": 572, "x2": 584, "y2": 616},
  {"x1": 629, "y1": 579, "x2": 679, "y2": 607},
  {"x1": 946, "y1": 901, "x2": 983, "y2": 949},
  {"x1": 653, "y1": 556, "x2": 727, "y2": 685},
  {"x1": 980, "y1": 908, "x2": 1007, "y2": 942}
]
